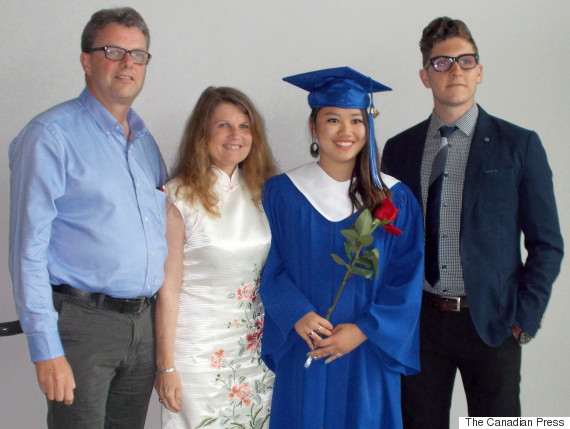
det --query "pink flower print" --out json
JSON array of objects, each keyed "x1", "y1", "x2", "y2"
[
  {"x1": 228, "y1": 382, "x2": 252, "y2": 406},
  {"x1": 210, "y1": 349, "x2": 225, "y2": 369},
  {"x1": 246, "y1": 328, "x2": 262, "y2": 352},
  {"x1": 236, "y1": 282, "x2": 257, "y2": 303},
  {"x1": 254, "y1": 316, "x2": 264, "y2": 331}
]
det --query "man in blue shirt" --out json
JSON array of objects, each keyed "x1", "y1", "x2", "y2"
[{"x1": 9, "y1": 7, "x2": 167, "y2": 428}]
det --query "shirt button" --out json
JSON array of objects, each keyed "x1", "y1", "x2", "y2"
[
  {"x1": 144, "y1": 217, "x2": 148, "y2": 222},
  {"x1": 443, "y1": 172, "x2": 449, "y2": 177},
  {"x1": 442, "y1": 265, "x2": 447, "y2": 270}
]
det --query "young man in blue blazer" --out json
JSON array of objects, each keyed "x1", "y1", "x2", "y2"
[{"x1": 382, "y1": 16, "x2": 563, "y2": 428}]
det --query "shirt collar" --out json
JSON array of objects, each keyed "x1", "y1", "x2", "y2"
[
  {"x1": 428, "y1": 103, "x2": 479, "y2": 138},
  {"x1": 213, "y1": 165, "x2": 242, "y2": 190},
  {"x1": 78, "y1": 88, "x2": 148, "y2": 139}
]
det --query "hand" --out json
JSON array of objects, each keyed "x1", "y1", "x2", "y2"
[
  {"x1": 35, "y1": 356, "x2": 76, "y2": 405},
  {"x1": 154, "y1": 371, "x2": 182, "y2": 412},
  {"x1": 307, "y1": 323, "x2": 367, "y2": 364},
  {"x1": 294, "y1": 312, "x2": 334, "y2": 350}
]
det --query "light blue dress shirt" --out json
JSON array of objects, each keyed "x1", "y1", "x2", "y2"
[{"x1": 9, "y1": 89, "x2": 168, "y2": 362}]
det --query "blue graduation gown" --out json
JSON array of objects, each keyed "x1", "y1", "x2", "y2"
[{"x1": 260, "y1": 168, "x2": 424, "y2": 429}]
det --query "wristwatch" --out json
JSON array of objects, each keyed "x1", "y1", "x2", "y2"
[{"x1": 512, "y1": 325, "x2": 532, "y2": 345}]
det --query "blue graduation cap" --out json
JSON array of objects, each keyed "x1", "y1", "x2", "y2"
[{"x1": 283, "y1": 67, "x2": 392, "y2": 188}]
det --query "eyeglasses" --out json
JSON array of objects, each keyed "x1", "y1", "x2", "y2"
[
  {"x1": 426, "y1": 54, "x2": 479, "y2": 72},
  {"x1": 88, "y1": 46, "x2": 151, "y2": 65}
]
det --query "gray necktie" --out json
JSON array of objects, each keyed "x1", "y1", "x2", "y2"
[{"x1": 425, "y1": 125, "x2": 456, "y2": 286}]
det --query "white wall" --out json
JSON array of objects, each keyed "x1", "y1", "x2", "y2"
[{"x1": 1, "y1": 0, "x2": 568, "y2": 427}]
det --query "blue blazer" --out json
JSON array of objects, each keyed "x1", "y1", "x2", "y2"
[{"x1": 382, "y1": 106, "x2": 563, "y2": 346}]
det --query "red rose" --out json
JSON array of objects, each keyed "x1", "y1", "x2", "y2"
[
  {"x1": 373, "y1": 199, "x2": 398, "y2": 222},
  {"x1": 382, "y1": 223, "x2": 403, "y2": 236},
  {"x1": 373, "y1": 199, "x2": 403, "y2": 236}
]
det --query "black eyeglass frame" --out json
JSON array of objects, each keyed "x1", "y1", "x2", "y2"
[
  {"x1": 88, "y1": 46, "x2": 152, "y2": 65},
  {"x1": 426, "y1": 53, "x2": 479, "y2": 72}
]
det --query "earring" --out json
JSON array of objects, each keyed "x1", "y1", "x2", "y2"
[{"x1": 310, "y1": 137, "x2": 320, "y2": 158}]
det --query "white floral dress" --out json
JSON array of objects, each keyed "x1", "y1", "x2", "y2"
[{"x1": 163, "y1": 168, "x2": 274, "y2": 429}]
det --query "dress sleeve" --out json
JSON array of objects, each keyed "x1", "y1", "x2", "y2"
[
  {"x1": 355, "y1": 183, "x2": 424, "y2": 375},
  {"x1": 259, "y1": 178, "x2": 316, "y2": 371}
]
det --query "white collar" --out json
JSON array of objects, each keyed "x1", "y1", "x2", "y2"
[{"x1": 286, "y1": 162, "x2": 399, "y2": 222}]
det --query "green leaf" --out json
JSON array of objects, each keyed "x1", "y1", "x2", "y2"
[
  {"x1": 252, "y1": 405, "x2": 262, "y2": 420},
  {"x1": 259, "y1": 415, "x2": 270, "y2": 429},
  {"x1": 357, "y1": 234, "x2": 374, "y2": 247},
  {"x1": 351, "y1": 266, "x2": 373, "y2": 279},
  {"x1": 196, "y1": 417, "x2": 218, "y2": 428},
  {"x1": 344, "y1": 240, "x2": 354, "y2": 259},
  {"x1": 371, "y1": 248, "x2": 379, "y2": 277},
  {"x1": 331, "y1": 253, "x2": 349, "y2": 268},
  {"x1": 341, "y1": 228, "x2": 358, "y2": 242},
  {"x1": 360, "y1": 249, "x2": 378, "y2": 264},
  {"x1": 354, "y1": 210, "x2": 373, "y2": 236},
  {"x1": 356, "y1": 255, "x2": 374, "y2": 269}
]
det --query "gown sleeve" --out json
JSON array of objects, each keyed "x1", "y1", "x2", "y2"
[
  {"x1": 259, "y1": 177, "x2": 316, "y2": 371},
  {"x1": 355, "y1": 183, "x2": 424, "y2": 375}
]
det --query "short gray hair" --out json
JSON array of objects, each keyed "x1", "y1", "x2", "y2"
[{"x1": 81, "y1": 7, "x2": 150, "y2": 52}]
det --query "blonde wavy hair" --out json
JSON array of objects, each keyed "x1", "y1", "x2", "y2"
[{"x1": 171, "y1": 86, "x2": 276, "y2": 216}]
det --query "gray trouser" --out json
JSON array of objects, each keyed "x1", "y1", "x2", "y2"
[{"x1": 48, "y1": 292, "x2": 156, "y2": 429}]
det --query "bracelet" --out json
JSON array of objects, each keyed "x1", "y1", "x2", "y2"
[{"x1": 155, "y1": 367, "x2": 176, "y2": 375}]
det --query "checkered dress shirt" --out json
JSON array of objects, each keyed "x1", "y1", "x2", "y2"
[{"x1": 420, "y1": 104, "x2": 479, "y2": 297}]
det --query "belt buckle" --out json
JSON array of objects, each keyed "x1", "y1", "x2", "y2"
[{"x1": 448, "y1": 297, "x2": 462, "y2": 312}]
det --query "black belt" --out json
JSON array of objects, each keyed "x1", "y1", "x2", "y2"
[
  {"x1": 423, "y1": 292, "x2": 468, "y2": 312},
  {"x1": 52, "y1": 284, "x2": 154, "y2": 314}
]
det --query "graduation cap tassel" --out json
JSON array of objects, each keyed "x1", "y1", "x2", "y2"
[{"x1": 368, "y1": 98, "x2": 383, "y2": 189}]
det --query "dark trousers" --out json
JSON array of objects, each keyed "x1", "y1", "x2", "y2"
[
  {"x1": 402, "y1": 302, "x2": 521, "y2": 429},
  {"x1": 48, "y1": 292, "x2": 156, "y2": 429}
]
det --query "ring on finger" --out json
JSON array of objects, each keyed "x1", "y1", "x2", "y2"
[
  {"x1": 309, "y1": 331, "x2": 315, "y2": 336},
  {"x1": 316, "y1": 325, "x2": 322, "y2": 332},
  {"x1": 337, "y1": 352, "x2": 342, "y2": 357}
]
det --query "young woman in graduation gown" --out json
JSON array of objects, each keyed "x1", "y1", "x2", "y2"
[{"x1": 260, "y1": 67, "x2": 424, "y2": 429}]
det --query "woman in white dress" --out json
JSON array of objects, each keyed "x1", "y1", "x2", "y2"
[{"x1": 154, "y1": 87, "x2": 276, "y2": 429}]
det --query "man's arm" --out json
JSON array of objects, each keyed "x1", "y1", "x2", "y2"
[
  {"x1": 9, "y1": 120, "x2": 76, "y2": 402},
  {"x1": 516, "y1": 131, "x2": 563, "y2": 335}
]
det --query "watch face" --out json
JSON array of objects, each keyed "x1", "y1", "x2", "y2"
[{"x1": 518, "y1": 331, "x2": 532, "y2": 344}]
